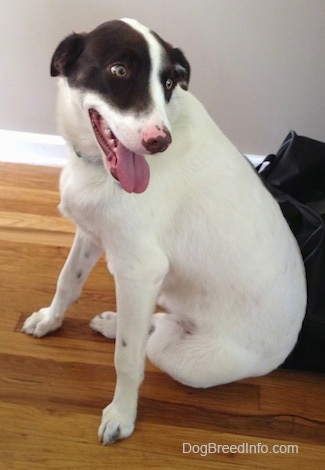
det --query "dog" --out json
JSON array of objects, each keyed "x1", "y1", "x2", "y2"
[{"x1": 22, "y1": 18, "x2": 307, "y2": 444}]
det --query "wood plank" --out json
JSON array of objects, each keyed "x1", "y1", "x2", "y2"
[
  {"x1": 0, "y1": 211, "x2": 74, "y2": 233},
  {"x1": 0, "y1": 226, "x2": 74, "y2": 247},
  {"x1": 0, "y1": 162, "x2": 61, "y2": 190},
  {"x1": 0, "y1": 185, "x2": 61, "y2": 217}
]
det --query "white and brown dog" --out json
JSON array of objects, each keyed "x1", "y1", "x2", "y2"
[{"x1": 22, "y1": 18, "x2": 306, "y2": 444}]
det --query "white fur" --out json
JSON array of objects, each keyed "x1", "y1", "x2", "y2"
[{"x1": 22, "y1": 19, "x2": 306, "y2": 445}]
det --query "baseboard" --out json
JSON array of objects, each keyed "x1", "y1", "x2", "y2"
[
  {"x1": 0, "y1": 129, "x2": 66, "y2": 167},
  {"x1": 0, "y1": 129, "x2": 265, "y2": 168}
]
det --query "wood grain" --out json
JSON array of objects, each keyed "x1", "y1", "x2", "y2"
[{"x1": 0, "y1": 162, "x2": 324, "y2": 469}]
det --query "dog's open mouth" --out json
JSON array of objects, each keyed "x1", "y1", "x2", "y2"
[{"x1": 89, "y1": 109, "x2": 150, "y2": 193}]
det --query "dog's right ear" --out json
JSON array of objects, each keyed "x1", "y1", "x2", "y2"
[{"x1": 50, "y1": 33, "x2": 85, "y2": 77}]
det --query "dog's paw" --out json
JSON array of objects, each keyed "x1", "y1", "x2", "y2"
[
  {"x1": 98, "y1": 403, "x2": 135, "y2": 445},
  {"x1": 22, "y1": 308, "x2": 62, "y2": 337},
  {"x1": 90, "y1": 311, "x2": 117, "y2": 339}
]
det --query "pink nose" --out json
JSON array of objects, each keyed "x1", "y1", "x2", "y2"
[{"x1": 142, "y1": 126, "x2": 172, "y2": 153}]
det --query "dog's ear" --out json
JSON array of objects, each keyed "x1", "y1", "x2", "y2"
[
  {"x1": 172, "y1": 48, "x2": 191, "y2": 90},
  {"x1": 50, "y1": 33, "x2": 85, "y2": 77}
]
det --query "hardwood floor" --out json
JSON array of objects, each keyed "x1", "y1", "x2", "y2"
[{"x1": 0, "y1": 162, "x2": 324, "y2": 469}]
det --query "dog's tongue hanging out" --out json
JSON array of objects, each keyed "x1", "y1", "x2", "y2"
[
  {"x1": 89, "y1": 109, "x2": 150, "y2": 193},
  {"x1": 114, "y1": 142, "x2": 150, "y2": 193}
]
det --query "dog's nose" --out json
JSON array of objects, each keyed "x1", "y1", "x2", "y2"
[{"x1": 142, "y1": 127, "x2": 172, "y2": 154}]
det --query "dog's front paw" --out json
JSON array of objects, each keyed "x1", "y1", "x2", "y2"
[
  {"x1": 22, "y1": 308, "x2": 62, "y2": 337},
  {"x1": 90, "y1": 311, "x2": 117, "y2": 339},
  {"x1": 98, "y1": 403, "x2": 135, "y2": 445}
]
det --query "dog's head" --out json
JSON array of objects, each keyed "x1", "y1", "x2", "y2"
[{"x1": 51, "y1": 18, "x2": 190, "y2": 193}]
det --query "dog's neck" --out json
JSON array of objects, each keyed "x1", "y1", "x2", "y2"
[
  {"x1": 71, "y1": 145, "x2": 122, "y2": 189},
  {"x1": 72, "y1": 146, "x2": 102, "y2": 166}
]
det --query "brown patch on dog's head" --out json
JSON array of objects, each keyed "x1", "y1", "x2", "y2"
[
  {"x1": 50, "y1": 19, "x2": 190, "y2": 112},
  {"x1": 50, "y1": 20, "x2": 152, "y2": 113}
]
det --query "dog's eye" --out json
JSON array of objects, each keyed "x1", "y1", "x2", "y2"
[
  {"x1": 110, "y1": 64, "x2": 129, "y2": 79},
  {"x1": 165, "y1": 78, "x2": 173, "y2": 90}
]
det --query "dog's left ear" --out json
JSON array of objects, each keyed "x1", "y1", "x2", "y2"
[
  {"x1": 50, "y1": 33, "x2": 86, "y2": 77},
  {"x1": 172, "y1": 48, "x2": 191, "y2": 90}
]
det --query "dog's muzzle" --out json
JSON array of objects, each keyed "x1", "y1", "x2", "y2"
[{"x1": 89, "y1": 109, "x2": 173, "y2": 194}]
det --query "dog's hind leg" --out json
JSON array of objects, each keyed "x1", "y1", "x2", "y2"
[
  {"x1": 90, "y1": 311, "x2": 117, "y2": 338},
  {"x1": 90, "y1": 309, "x2": 164, "y2": 340},
  {"x1": 146, "y1": 313, "x2": 264, "y2": 388},
  {"x1": 22, "y1": 229, "x2": 102, "y2": 337}
]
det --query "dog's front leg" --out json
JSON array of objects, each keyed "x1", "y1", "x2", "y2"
[
  {"x1": 22, "y1": 229, "x2": 102, "y2": 337},
  {"x1": 99, "y1": 259, "x2": 168, "y2": 445}
]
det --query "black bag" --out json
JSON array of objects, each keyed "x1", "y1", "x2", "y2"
[{"x1": 257, "y1": 131, "x2": 325, "y2": 372}]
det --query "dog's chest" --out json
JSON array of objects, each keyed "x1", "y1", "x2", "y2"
[
  {"x1": 58, "y1": 160, "x2": 152, "y2": 244},
  {"x1": 58, "y1": 162, "x2": 113, "y2": 238}
]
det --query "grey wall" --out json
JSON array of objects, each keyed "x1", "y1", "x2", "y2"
[{"x1": 1, "y1": 0, "x2": 325, "y2": 155}]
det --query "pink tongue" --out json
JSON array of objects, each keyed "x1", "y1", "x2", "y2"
[{"x1": 115, "y1": 142, "x2": 150, "y2": 194}]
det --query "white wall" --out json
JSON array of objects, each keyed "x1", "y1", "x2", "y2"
[{"x1": 1, "y1": 0, "x2": 325, "y2": 155}]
